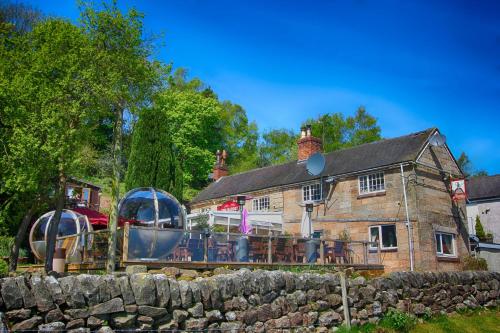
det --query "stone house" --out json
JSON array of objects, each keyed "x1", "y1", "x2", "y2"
[{"x1": 190, "y1": 127, "x2": 469, "y2": 272}]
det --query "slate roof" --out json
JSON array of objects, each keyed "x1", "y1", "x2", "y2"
[
  {"x1": 467, "y1": 175, "x2": 500, "y2": 201},
  {"x1": 191, "y1": 128, "x2": 436, "y2": 204}
]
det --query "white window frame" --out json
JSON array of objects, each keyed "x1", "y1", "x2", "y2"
[
  {"x1": 358, "y1": 172, "x2": 385, "y2": 195},
  {"x1": 435, "y1": 232, "x2": 456, "y2": 257},
  {"x1": 302, "y1": 183, "x2": 322, "y2": 202},
  {"x1": 369, "y1": 225, "x2": 398, "y2": 250},
  {"x1": 252, "y1": 196, "x2": 270, "y2": 211}
]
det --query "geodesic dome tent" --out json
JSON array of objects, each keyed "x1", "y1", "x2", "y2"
[
  {"x1": 119, "y1": 188, "x2": 186, "y2": 260},
  {"x1": 29, "y1": 209, "x2": 93, "y2": 262}
]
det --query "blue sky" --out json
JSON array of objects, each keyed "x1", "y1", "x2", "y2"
[{"x1": 26, "y1": 0, "x2": 500, "y2": 174}]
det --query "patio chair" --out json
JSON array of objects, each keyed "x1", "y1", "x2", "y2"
[
  {"x1": 273, "y1": 237, "x2": 290, "y2": 263},
  {"x1": 332, "y1": 241, "x2": 349, "y2": 264}
]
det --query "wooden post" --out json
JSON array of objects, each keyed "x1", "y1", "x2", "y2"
[
  {"x1": 363, "y1": 242, "x2": 368, "y2": 265},
  {"x1": 319, "y1": 238, "x2": 325, "y2": 265},
  {"x1": 267, "y1": 236, "x2": 272, "y2": 264},
  {"x1": 377, "y1": 242, "x2": 382, "y2": 265},
  {"x1": 340, "y1": 271, "x2": 351, "y2": 329},
  {"x1": 203, "y1": 233, "x2": 208, "y2": 263},
  {"x1": 122, "y1": 223, "x2": 129, "y2": 263}
]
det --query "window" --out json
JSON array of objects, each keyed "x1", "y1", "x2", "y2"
[
  {"x1": 435, "y1": 232, "x2": 456, "y2": 257},
  {"x1": 359, "y1": 172, "x2": 385, "y2": 195},
  {"x1": 252, "y1": 196, "x2": 270, "y2": 211},
  {"x1": 303, "y1": 183, "x2": 322, "y2": 202},
  {"x1": 369, "y1": 225, "x2": 398, "y2": 250}
]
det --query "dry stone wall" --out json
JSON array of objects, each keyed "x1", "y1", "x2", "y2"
[{"x1": 0, "y1": 270, "x2": 498, "y2": 332}]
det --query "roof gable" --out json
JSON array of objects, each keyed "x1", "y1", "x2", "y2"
[{"x1": 191, "y1": 128, "x2": 435, "y2": 204}]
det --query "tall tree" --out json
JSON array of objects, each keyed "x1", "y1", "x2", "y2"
[
  {"x1": 125, "y1": 107, "x2": 183, "y2": 199},
  {"x1": 80, "y1": 1, "x2": 163, "y2": 272},
  {"x1": 457, "y1": 152, "x2": 488, "y2": 178},
  {"x1": 259, "y1": 129, "x2": 298, "y2": 166},
  {"x1": 1, "y1": 18, "x2": 98, "y2": 271},
  {"x1": 219, "y1": 101, "x2": 259, "y2": 174},
  {"x1": 0, "y1": 1, "x2": 42, "y2": 33},
  {"x1": 307, "y1": 106, "x2": 381, "y2": 153},
  {"x1": 154, "y1": 89, "x2": 223, "y2": 201}
]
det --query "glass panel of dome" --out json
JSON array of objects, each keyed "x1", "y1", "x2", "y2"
[
  {"x1": 157, "y1": 190, "x2": 181, "y2": 228},
  {"x1": 119, "y1": 189, "x2": 155, "y2": 225}
]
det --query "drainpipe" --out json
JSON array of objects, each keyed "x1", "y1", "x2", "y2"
[{"x1": 400, "y1": 163, "x2": 415, "y2": 271}]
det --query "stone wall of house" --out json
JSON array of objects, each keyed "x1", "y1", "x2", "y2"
[
  {"x1": 1, "y1": 270, "x2": 498, "y2": 332},
  {"x1": 413, "y1": 144, "x2": 469, "y2": 272}
]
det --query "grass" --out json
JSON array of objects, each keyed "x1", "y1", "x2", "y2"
[
  {"x1": 337, "y1": 308, "x2": 500, "y2": 333},
  {"x1": 411, "y1": 309, "x2": 500, "y2": 333}
]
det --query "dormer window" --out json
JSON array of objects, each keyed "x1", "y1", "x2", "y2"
[{"x1": 359, "y1": 172, "x2": 385, "y2": 195}]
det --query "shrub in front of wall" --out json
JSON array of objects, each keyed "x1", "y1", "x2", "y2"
[
  {"x1": 0, "y1": 258, "x2": 8, "y2": 276},
  {"x1": 462, "y1": 255, "x2": 488, "y2": 271},
  {"x1": 380, "y1": 309, "x2": 417, "y2": 333}
]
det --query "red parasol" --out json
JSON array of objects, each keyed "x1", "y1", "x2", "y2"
[
  {"x1": 72, "y1": 207, "x2": 108, "y2": 229},
  {"x1": 217, "y1": 201, "x2": 240, "y2": 211}
]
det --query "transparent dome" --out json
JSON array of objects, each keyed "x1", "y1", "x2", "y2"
[
  {"x1": 119, "y1": 187, "x2": 184, "y2": 229},
  {"x1": 119, "y1": 188, "x2": 186, "y2": 260},
  {"x1": 29, "y1": 209, "x2": 93, "y2": 262}
]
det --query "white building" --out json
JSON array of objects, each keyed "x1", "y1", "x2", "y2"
[{"x1": 466, "y1": 175, "x2": 500, "y2": 271}]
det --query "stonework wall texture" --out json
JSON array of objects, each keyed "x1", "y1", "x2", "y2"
[{"x1": 0, "y1": 270, "x2": 498, "y2": 332}]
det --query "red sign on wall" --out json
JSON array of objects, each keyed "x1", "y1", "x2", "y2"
[{"x1": 450, "y1": 178, "x2": 467, "y2": 201}]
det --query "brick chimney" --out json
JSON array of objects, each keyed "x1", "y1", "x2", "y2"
[
  {"x1": 297, "y1": 124, "x2": 322, "y2": 161},
  {"x1": 212, "y1": 149, "x2": 228, "y2": 181}
]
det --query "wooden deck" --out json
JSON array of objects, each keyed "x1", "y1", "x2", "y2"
[{"x1": 17, "y1": 261, "x2": 383, "y2": 273}]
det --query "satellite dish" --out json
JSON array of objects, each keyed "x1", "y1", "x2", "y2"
[
  {"x1": 306, "y1": 152, "x2": 326, "y2": 176},
  {"x1": 429, "y1": 133, "x2": 446, "y2": 147}
]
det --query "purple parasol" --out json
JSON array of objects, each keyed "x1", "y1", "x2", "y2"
[{"x1": 239, "y1": 208, "x2": 252, "y2": 235}]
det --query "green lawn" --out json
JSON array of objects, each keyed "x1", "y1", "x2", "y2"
[
  {"x1": 411, "y1": 309, "x2": 500, "y2": 333},
  {"x1": 338, "y1": 308, "x2": 500, "y2": 333}
]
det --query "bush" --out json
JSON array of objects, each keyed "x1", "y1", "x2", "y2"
[
  {"x1": 0, "y1": 235, "x2": 28, "y2": 259},
  {"x1": 462, "y1": 255, "x2": 488, "y2": 271},
  {"x1": 380, "y1": 309, "x2": 417, "y2": 332},
  {"x1": 0, "y1": 258, "x2": 8, "y2": 276},
  {"x1": 0, "y1": 236, "x2": 13, "y2": 257},
  {"x1": 475, "y1": 216, "x2": 486, "y2": 240}
]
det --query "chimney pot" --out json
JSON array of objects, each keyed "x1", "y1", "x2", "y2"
[
  {"x1": 297, "y1": 125, "x2": 322, "y2": 161},
  {"x1": 212, "y1": 149, "x2": 228, "y2": 180},
  {"x1": 300, "y1": 127, "x2": 306, "y2": 138}
]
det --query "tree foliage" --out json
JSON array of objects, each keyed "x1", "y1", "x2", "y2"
[
  {"x1": 259, "y1": 129, "x2": 298, "y2": 166},
  {"x1": 125, "y1": 107, "x2": 183, "y2": 199},
  {"x1": 154, "y1": 88, "x2": 222, "y2": 200},
  {"x1": 457, "y1": 152, "x2": 488, "y2": 178},
  {"x1": 307, "y1": 106, "x2": 381, "y2": 153}
]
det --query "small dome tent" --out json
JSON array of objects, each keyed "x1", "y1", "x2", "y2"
[{"x1": 29, "y1": 209, "x2": 93, "y2": 262}]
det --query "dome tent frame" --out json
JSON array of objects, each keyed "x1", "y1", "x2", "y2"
[
  {"x1": 29, "y1": 209, "x2": 93, "y2": 261},
  {"x1": 119, "y1": 187, "x2": 186, "y2": 229}
]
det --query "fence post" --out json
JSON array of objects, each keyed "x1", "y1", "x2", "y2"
[
  {"x1": 377, "y1": 242, "x2": 382, "y2": 265},
  {"x1": 267, "y1": 236, "x2": 273, "y2": 264},
  {"x1": 340, "y1": 271, "x2": 351, "y2": 329},
  {"x1": 122, "y1": 223, "x2": 129, "y2": 263},
  {"x1": 203, "y1": 233, "x2": 208, "y2": 263},
  {"x1": 319, "y1": 237, "x2": 325, "y2": 265},
  {"x1": 363, "y1": 242, "x2": 368, "y2": 265}
]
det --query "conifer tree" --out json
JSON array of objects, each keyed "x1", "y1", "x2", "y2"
[
  {"x1": 125, "y1": 107, "x2": 183, "y2": 200},
  {"x1": 475, "y1": 215, "x2": 486, "y2": 241}
]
